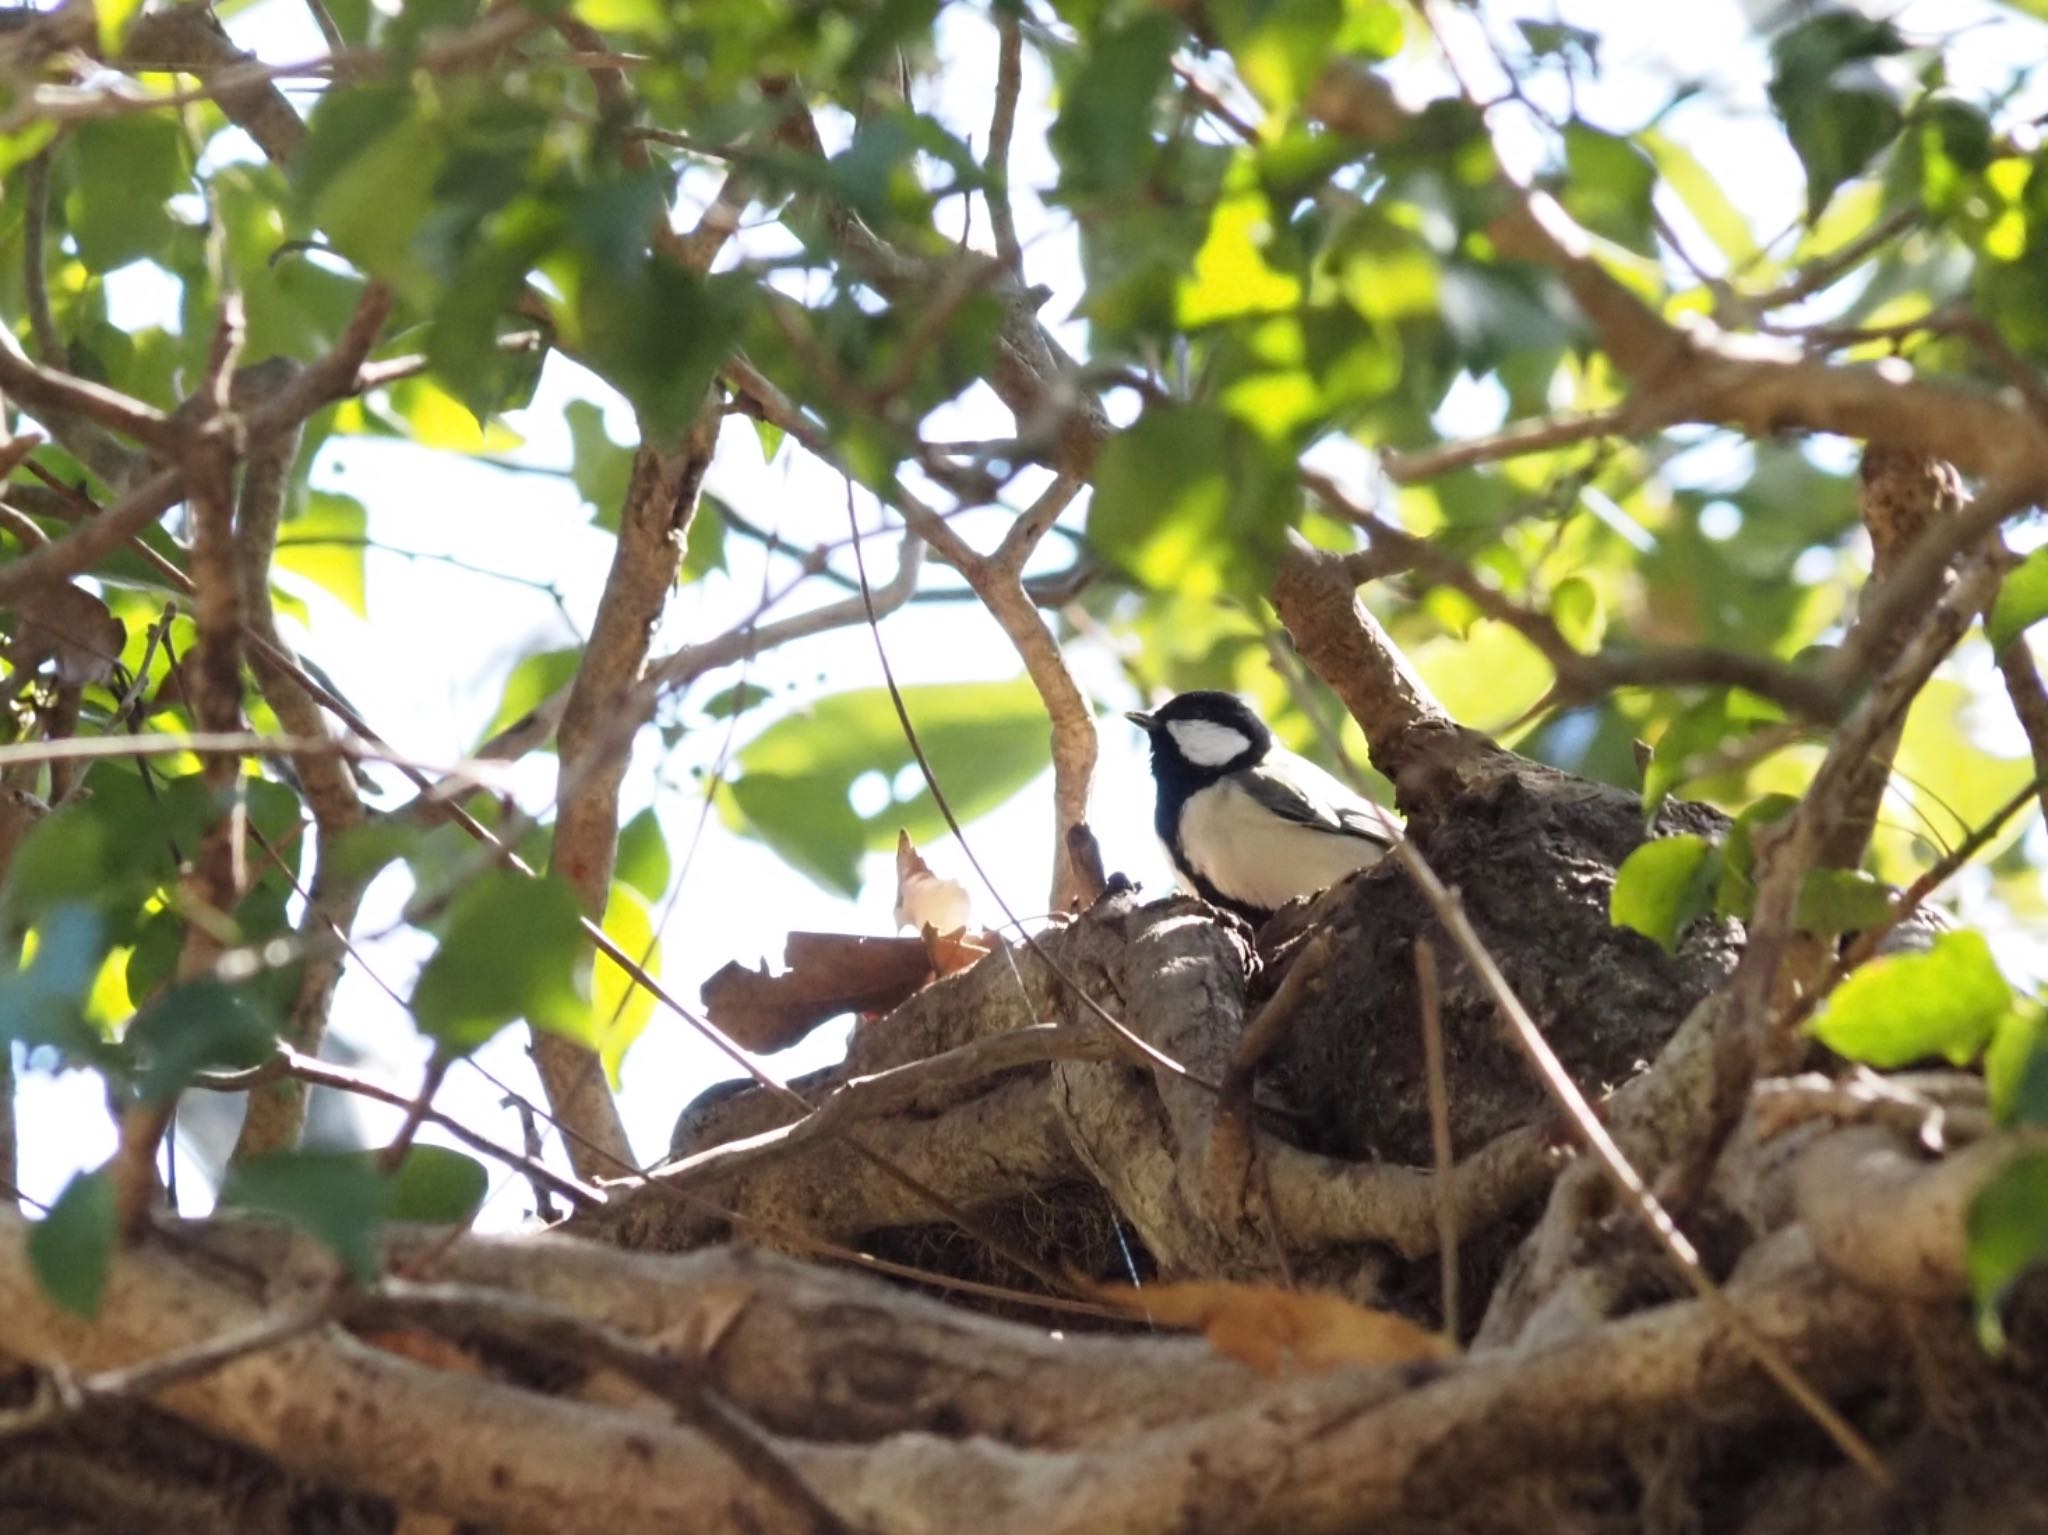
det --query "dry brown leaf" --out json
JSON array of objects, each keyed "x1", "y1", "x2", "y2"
[
  {"x1": 701, "y1": 932, "x2": 936, "y2": 1053},
  {"x1": 12, "y1": 582, "x2": 125, "y2": 688},
  {"x1": 894, "y1": 829, "x2": 971, "y2": 936},
  {"x1": 1091, "y1": 1278, "x2": 1455, "y2": 1375}
]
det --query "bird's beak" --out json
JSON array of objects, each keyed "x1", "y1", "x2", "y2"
[{"x1": 1125, "y1": 709, "x2": 1156, "y2": 732}]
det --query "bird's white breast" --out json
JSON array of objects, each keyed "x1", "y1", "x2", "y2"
[{"x1": 1176, "y1": 778, "x2": 1386, "y2": 910}]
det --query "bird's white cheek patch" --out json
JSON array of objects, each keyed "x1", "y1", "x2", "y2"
[{"x1": 1166, "y1": 719, "x2": 1251, "y2": 766}]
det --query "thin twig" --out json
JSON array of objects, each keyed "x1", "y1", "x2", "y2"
[
  {"x1": 0, "y1": 1297, "x2": 339, "y2": 1442},
  {"x1": 1380, "y1": 406, "x2": 1629, "y2": 484},
  {"x1": 985, "y1": 11, "x2": 1026, "y2": 273},
  {"x1": 193, "y1": 1048, "x2": 602, "y2": 1211}
]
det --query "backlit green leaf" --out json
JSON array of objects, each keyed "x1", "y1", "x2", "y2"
[
  {"x1": 616, "y1": 807, "x2": 671, "y2": 902},
  {"x1": 1811, "y1": 930, "x2": 2010, "y2": 1069},
  {"x1": 1989, "y1": 547, "x2": 2048, "y2": 654},
  {"x1": 479, "y1": 648, "x2": 583, "y2": 746},
  {"x1": 410, "y1": 871, "x2": 592, "y2": 1052},
  {"x1": 388, "y1": 1144, "x2": 490, "y2": 1225},
  {"x1": 1090, "y1": 405, "x2": 1296, "y2": 600},
  {"x1": 1611, "y1": 834, "x2": 1718, "y2": 953},
  {"x1": 722, "y1": 679, "x2": 1051, "y2": 898},
  {"x1": 1794, "y1": 869, "x2": 1895, "y2": 935},
  {"x1": 275, "y1": 491, "x2": 369, "y2": 617},
  {"x1": 592, "y1": 881, "x2": 660, "y2": 1086},
  {"x1": 1562, "y1": 123, "x2": 1657, "y2": 251},
  {"x1": 1551, "y1": 576, "x2": 1605, "y2": 653}
]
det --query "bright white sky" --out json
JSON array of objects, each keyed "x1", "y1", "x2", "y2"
[{"x1": 13, "y1": 0, "x2": 2048, "y2": 1223}]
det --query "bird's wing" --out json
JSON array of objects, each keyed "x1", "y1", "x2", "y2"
[{"x1": 1239, "y1": 753, "x2": 1396, "y2": 847}]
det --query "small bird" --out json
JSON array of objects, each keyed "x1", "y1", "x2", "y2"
[{"x1": 1127, "y1": 690, "x2": 1396, "y2": 923}]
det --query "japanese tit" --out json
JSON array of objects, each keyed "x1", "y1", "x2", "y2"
[{"x1": 1127, "y1": 690, "x2": 1396, "y2": 923}]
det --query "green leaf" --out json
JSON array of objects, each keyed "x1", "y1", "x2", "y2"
[
  {"x1": 126, "y1": 981, "x2": 278, "y2": 1103},
  {"x1": 1551, "y1": 576, "x2": 1606, "y2": 653},
  {"x1": 0, "y1": 905, "x2": 112, "y2": 1054},
  {"x1": 1989, "y1": 547, "x2": 2048, "y2": 654},
  {"x1": 1213, "y1": 0, "x2": 1377, "y2": 117},
  {"x1": 410, "y1": 871, "x2": 591, "y2": 1052},
  {"x1": 479, "y1": 648, "x2": 583, "y2": 746},
  {"x1": 553, "y1": 247, "x2": 752, "y2": 440},
  {"x1": 1968, "y1": 1149, "x2": 2048, "y2": 1349},
  {"x1": 1768, "y1": 11, "x2": 1908, "y2": 219},
  {"x1": 3, "y1": 803, "x2": 115, "y2": 927},
  {"x1": 1562, "y1": 123, "x2": 1657, "y2": 251},
  {"x1": 388, "y1": 1144, "x2": 490, "y2": 1224},
  {"x1": 722, "y1": 679, "x2": 1051, "y2": 898},
  {"x1": 1811, "y1": 930, "x2": 2011, "y2": 1069},
  {"x1": 94, "y1": 0, "x2": 146, "y2": 54},
  {"x1": 64, "y1": 115, "x2": 189, "y2": 272},
  {"x1": 1642, "y1": 694, "x2": 1775, "y2": 814},
  {"x1": 29, "y1": 1169, "x2": 117, "y2": 1318},
  {"x1": 615, "y1": 808, "x2": 670, "y2": 902},
  {"x1": 275, "y1": 491, "x2": 370, "y2": 617},
  {"x1": 1177, "y1": 174, "x2": 1303, "y2": 327},
  {"x1": 684, "y1": 495, "x2": 728, "y2": 581},
  {"x1": 566, "y1": 399, "x2": 635, "y2": 525},
  {"x1": 1517, "y1": 19, "x2": 1598, "y2": 66},
  {"x1": 1642, "y1": 130, "x2": 1760, "y2": 266},
  {"x1": 1090, "y1": 404, "x2": 1296, "y2": 600},
  {"x1": 221, "y1": 1151, "x2": 391, "y2": 1283},
  {"x1": 703, "y1": 681, "x2": 774, "y2": 721},
  {"x1": 1611, "y1": 834, "x2": 1718, "y2": 953},
  {"x1": 1986, "y1": 1007, "x2": 2048, "y2": 1127},
  {"x1": 592, "y1": 881, "x2": 660, "y2": 1085},
  {"x1": 1715, "y1": 794, "x2": 1798, "y2": 921},
  {"x1": 1051, "y1": 12, "x2": 1179, "y2": 199},
  {"x1": 324, "y1": 818, "x2": 430, "y2": 889},
  {"x1": 1794, "y1": 869, "x2": 1895, "y2": 935},
  {"x1": 306, "y1": 111, "x2": 448, "y2": 301}
]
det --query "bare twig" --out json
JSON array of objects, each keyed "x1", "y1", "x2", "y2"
[
  {"x1": 1381, "y1": 406, "x2": 1629, "y2": 484},
  {"x1": 194, "y1": 1047, "x2": 602, "y2": 1211},
  {"x1": 0, "y1": 1297, "x2": 338, "y2": 1442},
  {"x1": 985, "y1": 12, "x2": 1026, "y2": 273},
  {"x1": 1308, "y1": 470, "x2": 1844, "y2": 722}
]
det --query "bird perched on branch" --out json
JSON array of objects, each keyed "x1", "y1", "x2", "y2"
[{"x1": 1128, "y1": 690, "x2": 1396, "y2": 924}]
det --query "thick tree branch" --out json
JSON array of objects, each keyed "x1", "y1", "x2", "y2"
[
  {"x1": 1305, "y1": 63, "x2": 2048, "y2": 496},
  {"x1": 227, "y1": 363, "x2": 368, "y2": 1161},
  {"x1": 542, "y1": 423, "x2": 718, "y2": 1178}
]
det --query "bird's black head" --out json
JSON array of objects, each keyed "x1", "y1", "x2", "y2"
[{"x1": 1126, "y1": 690, "x2": 1272, "y2": 791}]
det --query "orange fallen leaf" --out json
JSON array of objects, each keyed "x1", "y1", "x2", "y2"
[{"x1": 1091, "y1": 1278, "x2": 1455, "y2": 1374}]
